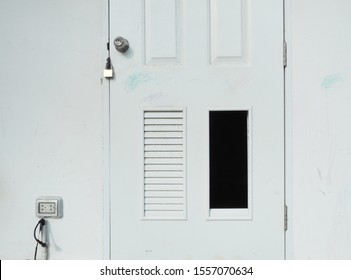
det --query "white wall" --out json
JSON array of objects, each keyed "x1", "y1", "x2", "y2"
[
  {"x1": 291, "y1": 0, "x2": 351, "y2": 259},
  {"x1": 2, "y1": 0, "x2": 351, "y2": 260},
  {"x1": 0, "y1": 0, "x2": 104, "y2": 259}
]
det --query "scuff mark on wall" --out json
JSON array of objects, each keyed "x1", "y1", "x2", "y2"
[
  {"x1": 328, "y1": 184, "x2": 351, "y2": 258},
  {"x1": 317, "y1": 168, "x2": 322, "y2": 181},
  {"x1": 321, "y1": 74, "x2": 344, "y2": 89},
  {"x1": 142, "y1": 92, "x2": 164, "y2": 103},
  {"x1": 142, "y1": 92, "x2": 176, "y2": 106},
  {"x1": 126, "y1": 72, "x2": 153, "y2": 90}
]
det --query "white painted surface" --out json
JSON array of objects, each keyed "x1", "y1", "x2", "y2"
[
  {"x1": 291, "y1": 0, "x2": 351, "y2": 259},
  {"x1": 0, "y1": 0, "x2": 104, "y2": 259},
  {"x1": 144, "y1": 0, "x2": 182, "y2": 64},
  {"x1": 110, "y1": 0, "x2": 284, "y2": 259},
  {"x1": 143, "y1": 109, "x2": 187, "y2": 219},
  {"x1": 0, "y1": 0, "x2": 351, "y2": 260},
  {"x1": 209, "y1": 0, "x2": 243, "y2": 62}
]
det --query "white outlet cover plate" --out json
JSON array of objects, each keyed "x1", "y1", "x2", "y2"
[{"x1": 36, "y1": 196, "x2": 63, "y2": 218}]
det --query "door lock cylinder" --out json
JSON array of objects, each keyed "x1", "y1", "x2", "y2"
[{"x1": 114, "y1": 36, "x2": 129, "y2": 53}]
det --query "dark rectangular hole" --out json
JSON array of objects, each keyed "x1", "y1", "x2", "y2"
[{"x1": 210, "y1": 110, "x2": 248, "y2": 209}]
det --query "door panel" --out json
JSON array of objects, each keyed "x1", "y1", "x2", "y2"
[{"x1": 110, "y1": 0, "x2": 285, "y2": 259}]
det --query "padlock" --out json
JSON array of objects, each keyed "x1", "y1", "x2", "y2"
[
  {"x1": 104, "y1": 57, "x2": 114, "y2": 78},
  {"x1": 104, "y1": 69, "x2": 113, "y2": 78}
]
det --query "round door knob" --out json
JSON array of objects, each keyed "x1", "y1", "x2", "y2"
[{"x1": 114, "y1": 36, "x2": 129, "y2": 53}]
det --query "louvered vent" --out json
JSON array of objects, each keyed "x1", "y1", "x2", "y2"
[{"x1": 143, "y1": 110, "x2": 186, "y2": 219}]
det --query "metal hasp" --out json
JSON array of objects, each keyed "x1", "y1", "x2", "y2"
[
  {"x1": 284, "y1": 204, "x2": 288, "y2": 231},
  {"x1": 283, "y1": 41, "x2": 287, "y2": 67},
  {"x1": 114, "y1": 36, "x2": 129, "y2": 53}
]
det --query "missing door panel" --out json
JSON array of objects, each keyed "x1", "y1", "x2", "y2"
[{"x1": 209, "y1": 110, "x2": 252, "y2": 219}]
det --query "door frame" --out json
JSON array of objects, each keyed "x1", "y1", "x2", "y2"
[
  {"x1": 284, "y1": 0, "x2": 293, "y2": 260},
  {"x1": 102, "y1": 0, "x2": 111, "y2": 260},
  {"x1": 102, "y1": 0, "x2": 293, "y2": 260}
]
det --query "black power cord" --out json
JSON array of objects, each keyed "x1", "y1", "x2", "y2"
[{"x1": 33, "y1": 218, "x2": 47, "y2": 260}]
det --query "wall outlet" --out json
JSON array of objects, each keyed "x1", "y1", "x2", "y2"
[{"x1": 36, "y1": 197, "x2": 63, "y2": 218}]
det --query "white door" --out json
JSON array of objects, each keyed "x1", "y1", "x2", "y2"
[{"x1": 109, "y1": 0, "x2": 285, "y2": 259}]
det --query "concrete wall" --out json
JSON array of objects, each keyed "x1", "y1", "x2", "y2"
[
  {"x1": 291, "y1": 0, "x2": 351, "y2": 259},
  {"x1": 1, "y1": 0, "x2": 351, "y2": 259},
  {"x1": 0, "y1": 0, "x2": 104, "y2": 259}
]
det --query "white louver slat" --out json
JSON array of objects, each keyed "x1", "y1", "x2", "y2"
[{"x1": 143, "y1": 110, "x2": 186, "y2": 219}]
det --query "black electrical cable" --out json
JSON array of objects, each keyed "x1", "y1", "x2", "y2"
[{"x1": 33, "y1": 218, "x2": 46, "y2": 260}]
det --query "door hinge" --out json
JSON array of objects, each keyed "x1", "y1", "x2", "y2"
[
  {"x1": 283, "y1": 41, "x2": 287, "y2": 68},
  {"x1": 284, "y1": 204, "x2": 288, "y2": 231}
]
